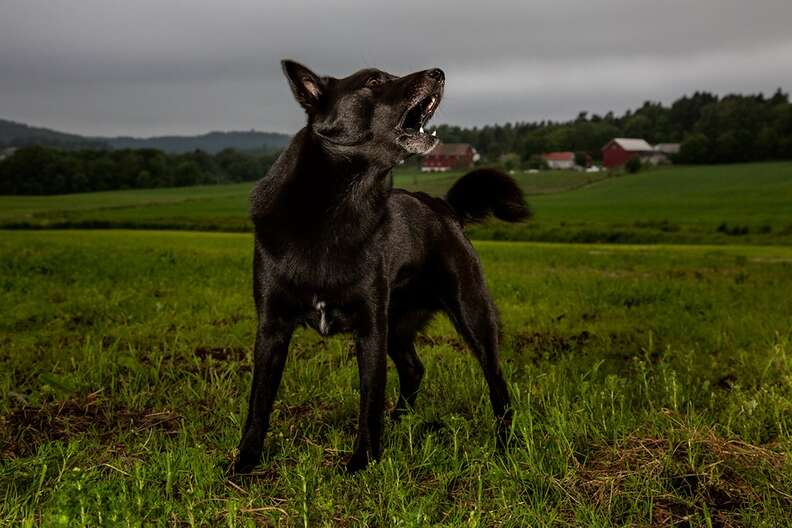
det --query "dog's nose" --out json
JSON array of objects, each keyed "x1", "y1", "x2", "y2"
[{"x1": 426, "y1": 68, "x2": 445, "y2": 81}]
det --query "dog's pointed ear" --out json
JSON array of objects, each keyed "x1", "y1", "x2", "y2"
[{"x1": 282, "y1": 60, "x2": 324, "y2": 113}]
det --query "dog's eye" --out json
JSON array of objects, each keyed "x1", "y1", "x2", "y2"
[{"x1": 366, "y1": 76, "x2": 383, "y2": 88}]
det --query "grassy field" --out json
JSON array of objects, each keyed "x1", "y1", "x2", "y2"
[
  {"x1": 0, "y1": 169, "x2": 605, "y2": 227},
  {"x1": 0, "y1": 168, "x2": 611, "y2": 233},
  {"x1": 2, "y1": 230, "x2": 792, "y2": 526},
  {"x1": 2, "y1": 162, "x2": 792, "y2": 245},
  {"x1": 468, "y1": 162, "x2": 792, "y2": 245}
]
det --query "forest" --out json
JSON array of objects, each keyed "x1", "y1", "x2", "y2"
[
  {"x1": 0, "y1": 146, "x2": 278, "y2": 195},
  {"x1": 434, "y1": 89, "x2": 792, "y2": 164},
  {"x1": 2, "y1": 90, "x2": 791, "y2": 194}
]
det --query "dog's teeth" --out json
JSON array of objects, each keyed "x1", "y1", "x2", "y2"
[{"x1": 431, "y1": 130, "x2": 437, "y2": 137}]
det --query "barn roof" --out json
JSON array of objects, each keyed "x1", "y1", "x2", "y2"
[
  {"x1": 606, "y1": 138, "x2": 654, "y2": 152},
  {"x1": 542, "y1": 151, "x2": 575, "y2": 161},
  {"x1": 425, "y1": 143, "x2": 473, "y2": 156}
]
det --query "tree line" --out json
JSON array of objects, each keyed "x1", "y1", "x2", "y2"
[
  {"x1": 0, "y1": 146, "x2": 279, "y2": 195},
  {"x1": 2, "y1": 89, "x2": 790, "y2": 195},
  {"x1": 432, "y1": 89, "x2": 792, "y2": 164}
]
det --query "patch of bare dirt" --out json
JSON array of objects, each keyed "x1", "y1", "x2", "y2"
[
  {"x1": 415, "y1": 334, "x2": 466, "y2": 352},
  {"x1": 567, "y1": 429, "x2": 789, "y2": 526},
  {"x1": 1, "y1": 390, "x2": 181, "y2": 459},
  {"x1": 512, "y1": 330, "x2": 591, "y2": 358},
  {"x1": 193, "y1": 346, "x2": 248, "y2": 362}
]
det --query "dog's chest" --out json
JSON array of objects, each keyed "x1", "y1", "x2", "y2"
[{"x1": 299, "y1": 296, "x2": 358, "y2": 337}]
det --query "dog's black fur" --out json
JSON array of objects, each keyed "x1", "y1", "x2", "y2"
[{"x1": 234, "y1": 60, "x2": 531, "y2": 474}]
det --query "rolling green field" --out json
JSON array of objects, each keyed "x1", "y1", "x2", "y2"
[
  {"x1": 0, "y1": 168, "x2": 607, "y2": 233},
  {"x1": 5, "y1": 162, "x2": 791, "y2": 245},
  {"x1": 2, "y1": 230, "x2": 792, "y2": 526},
  {"x1": 468, "y1": 162, "x2": 792, "y2": 245}
]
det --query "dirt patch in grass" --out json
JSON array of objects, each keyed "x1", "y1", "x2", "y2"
[
  {"x1": 418, "y1": 329, "x2": 594, "y2": 361},
  {"x1": 276, "y1": 401, "x2": 340, "y2": 421},
  {"x1": 415, "y1": 334, "x2": 467, "y2": 352},
  {"x1": 193, "y1": 346, "x2": 248, "y2": 362},
  {"x1": 512, "y1": 330, "x2": 591, "y2": 359},
  {"x1": 1, "y1": 390, "x2": 181, "y2": 459},
  {"x1": 568, "y1": 429, "x2": 790, "y2": 526},
  {"x1": 210, "y1": 313, "x2": 249, "y2": 327}
]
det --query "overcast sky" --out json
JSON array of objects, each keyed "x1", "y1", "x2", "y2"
[{"x1": 2, "y1": 0, "x2": 791, "y2": 137}]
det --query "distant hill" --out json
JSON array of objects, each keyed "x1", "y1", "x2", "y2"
[
  {"x1": 0, "y1": 118, "x2": 107, "y2": 149},
  {"x1": 0, "y1": 118, "x2": 290, "y2": 153},
  {"x1": 102, "y1": 130, "x2": 290, "y2": 153}
]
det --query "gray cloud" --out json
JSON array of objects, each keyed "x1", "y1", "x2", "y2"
[{"x1": 1, "y1": 0, "x2": 791, "y2": 136}]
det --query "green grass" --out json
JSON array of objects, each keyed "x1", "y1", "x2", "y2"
[
  {"x1": 469, "y1": 162, "x2": 792, "y2": 245},
  {"x1": 0, "y1": 169, "x2": 601, "y2": 225},
  {"x1": 2, "y1": 230, "x2": 792, "y2": 525},
  {"x1": 0, "y1": 167, "x2": 608, "y2": 234},
  {"x1": 2, "y1": 162, "x2": 792, "y2": 245},
  {"x1": 0, "y1": 183, "x2": 255, "y2": 230}
]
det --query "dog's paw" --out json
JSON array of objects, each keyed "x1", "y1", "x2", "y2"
[
  {"x1": 388, "y1": 407, "x2": 407, "y2": 422},
  {"x1": 231, "y1": 460, "x2": 256, "y2": 476},
  {"x1": 345, "y1": 451, "x2": 372, "y2": 474},
  {"x1": 231, "y1": 449, "x2": 261, "y2": 477}
]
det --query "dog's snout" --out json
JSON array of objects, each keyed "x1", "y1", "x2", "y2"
[{"x1": 426, "y1": 68, "x2": 444, "y2": 81}]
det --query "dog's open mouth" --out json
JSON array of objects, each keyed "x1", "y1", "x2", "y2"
[
  {"x1": 399, "y1": 92, "x2": 441, "y2": 136},
  {"x1": 396, "y1": 86, "x2": 443, "y2": 155}
]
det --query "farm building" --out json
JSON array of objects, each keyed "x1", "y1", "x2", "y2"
[
  {"x1": 654, "y1": 143, "x2": 681, "y2": 155},
  {"x1": 650, "y1": 143, "x2": 681, "y2": 164},
  {"x1": 542, "y1": 151, "x2": 576, "y2": 170},
  {"x1": 0, "y1": 147, "x2": 17, "y2": 161},
  {"x1": 421, "y1": 143, "x2": 479, "y2": 172},
  {"x1": 602, "y1": 138, "x2": 655, "y2": 168}
]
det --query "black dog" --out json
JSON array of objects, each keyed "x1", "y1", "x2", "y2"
[{"x1": 235, "y1": 60, "x2": 530, "y2": 474}]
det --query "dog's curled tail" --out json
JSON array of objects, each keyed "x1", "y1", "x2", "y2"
[{"x1": 445, "y1": 168, "x2": 532, "y2": 225}]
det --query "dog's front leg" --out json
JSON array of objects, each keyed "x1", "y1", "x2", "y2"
[
  {"x1": 234, "y1": 316, "x2": 294, "y2": 474},
  {"x1": 347, "y1": 299, "x2": 388, "y2": 473}
]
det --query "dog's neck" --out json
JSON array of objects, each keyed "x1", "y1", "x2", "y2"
[{"x1": 251, "y1": 127, "x2": 394, "y2": 240}]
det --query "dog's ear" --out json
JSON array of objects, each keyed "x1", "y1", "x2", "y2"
[{"x1": 282, "y1": 60, "x2": 324, "y2": 113}]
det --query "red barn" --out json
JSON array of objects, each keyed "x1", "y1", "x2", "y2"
[
  {"x1": 602, "y1": 138, "x2": 654, "y2": 168},
  {"x1": 421, "y1": 143, "x2": 478, "y2": 172},
  {"x1": 542, "y1": 151, "x2": 576, "y2": 169}
]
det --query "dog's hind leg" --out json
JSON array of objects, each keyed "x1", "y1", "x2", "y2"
[
  {"x1": 387, "y1": 313, "x2": 428, "y2": 419},
  {"x1": 441, "y1": 265, "x2": 513, "y2": 450}
]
